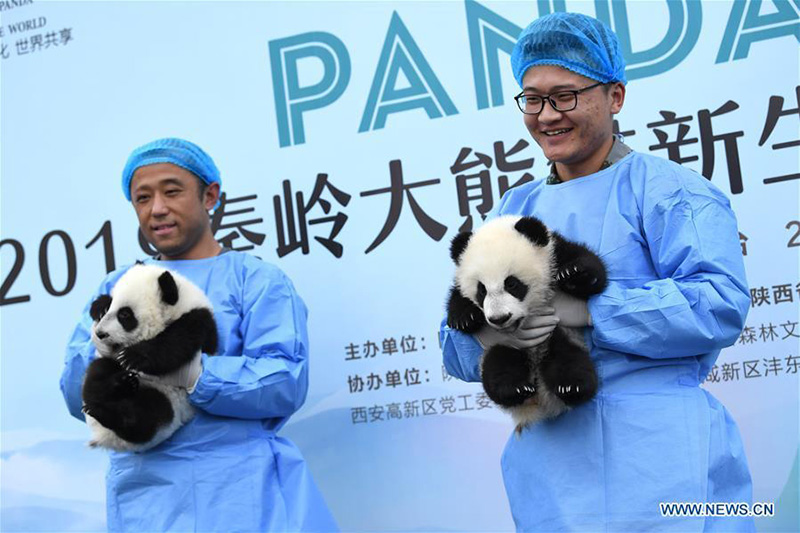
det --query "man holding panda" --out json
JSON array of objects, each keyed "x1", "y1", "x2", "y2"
[
  {"x1": 60, "y1": 138, "x2": 337, "y2": 531},
  {"x1": 441, "y1": 12, "x2": 755, "y2": 532}
]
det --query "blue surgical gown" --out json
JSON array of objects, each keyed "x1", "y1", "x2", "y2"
[
  {"x1": 441, "y1": 152, "x2": 755, "y2": 531},
  {"x1": 61, "y1": 251, "x2": 338, "y2": 532}
]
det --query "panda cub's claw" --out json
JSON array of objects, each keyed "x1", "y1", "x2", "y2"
[
  {"x1": 556, "y1": 265, "x2": 580, "y2": 282},
  {"x1": 515, "y1": 384, "x2": 535, "y2": 396},
  {"x1": 115, "y1": 349, "x2": 129, "y2": 370},
  {"x1": 556, "y1": 259, "x2": 603, "y2": 295},
  {"x1": 116, "y1": 344, "x2": 152, "y2": 374},
  {"x1": 120, "y1": 371, "x2": 139, "y2": 390},
  {"x1": 487, "y1": 381, "x2": 537, "y2": 407},
  {"x1": 553, "y1": 378, "x2": 596, "y2": 406}
]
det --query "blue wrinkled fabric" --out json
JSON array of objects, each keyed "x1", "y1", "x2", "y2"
[
  {"x1": 440, "y1": 151, "x2": 755, "y2": 531},
  {"x1": 511, "y1": 12, "x2": 627, "y2": 86},
  {"x1": 61, "y1": 251, "x2": 337, "y2": 532}
]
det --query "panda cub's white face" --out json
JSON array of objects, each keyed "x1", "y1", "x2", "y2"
[
  {"x1": 91, "y1": 265, "x2": 211, "y2": 355},
  {"x1": 456, "y1": 216, "x2": 555, "y2": 331}
]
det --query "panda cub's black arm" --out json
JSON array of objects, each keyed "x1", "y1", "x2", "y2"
[
  {"x1": 118, "y1": 308, "x2": 218, "y2": 376},
  {"x1": 551, "y1": 233, "x2": 608, "y2": 299},
  {"x1": 446, "y1": 285, "x2": 486, "y2": 334}
]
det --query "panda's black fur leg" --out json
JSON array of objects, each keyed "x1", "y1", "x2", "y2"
[
  {"x1": 111, "y1": 388, "x2": 175, "y2": 444},
  {"x1": 88, "y1": 390, "x2": 174, "y2": 445},
  {"x1": 481, "y1": 344, "x2": 537, "y2": 407},
  {"x1": 540, "y1": 327, "x2": 598, "y2": 406},
  {"x1": 83, "y1": 358, "x2": 175, "y2": 445},
  {"x1": 446, "y1": 285, "x2": 486, "y2": 333},
  {"x1": 116, "y1": 308, "x2": 218, "y2": 375},
  {"x1": 83, "y1": 358, "x2": 139, "y2": 402},
  {"x1": 552, "y1": 234, "x2": 607, "y2": 299}
]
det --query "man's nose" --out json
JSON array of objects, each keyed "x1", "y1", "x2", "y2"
[
  {"x1": 151, "y1": 193, "x2": 169, "y2": 216},
  {"x1": 537, "y1": 98, "x2": 564, "y2": 123}
]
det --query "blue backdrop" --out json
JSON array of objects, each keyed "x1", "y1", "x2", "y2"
[{"x1": 1, "y1": 1, "x2": 798, "y2": 530}]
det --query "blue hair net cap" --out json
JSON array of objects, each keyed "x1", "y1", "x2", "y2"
[
  {"x1": 511, "y1": 12, "x2": 627, "y2": 87},
  {"x1": 122, "y1": 138, "x2": 222, "y2": 201}
]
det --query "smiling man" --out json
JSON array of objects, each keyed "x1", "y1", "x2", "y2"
[
  {"x1": 440, "y1": 12, "x2": 755, "y2": 532},
  {"x1": 129, "y1": 162, "x2": 222, "y2": 260},
  {"x1": 520, "y1": 68, "x2": 625, "y2": 183},
  {"x1": 60, "y1": 138, "x2": 337, "y2": 532}
]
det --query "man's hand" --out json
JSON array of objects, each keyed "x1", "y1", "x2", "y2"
[
  {"x1": 476, "y1": 308, "x2": 559, "y2": 350},
  {"x1": 552, "y1": 291, "x2": 592, "y2": 327},
  {"x1": 155, "y1": 353, "x2": 204, "y2": 393}
]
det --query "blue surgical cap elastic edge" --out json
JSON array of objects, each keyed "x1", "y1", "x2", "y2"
[
  {"x1": 511, "y1": 12, "x2": 627, "y2": 87},
  {"x1": 122, "y1": 138, "x2": 222, "y2": 204}
]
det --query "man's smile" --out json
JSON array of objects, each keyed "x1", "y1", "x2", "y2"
[
  {"x1": 152, "y1": 222, "x2": 177, "y2": 236},
  {"x1": 542, "y1": 128, "x2": 573, "y2": 137}
]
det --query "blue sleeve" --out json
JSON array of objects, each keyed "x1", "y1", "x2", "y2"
[
  {"x1": 440, "y1": 320, "x2": 483, "y2": 382},
  {"x1": 588, "y1": 179, "x2": 750, "y2": 359},
  {"x1": 189, "y1": 264, "x2": 309, "y2": 419},
  {"x1": 60, "y1": 271, "x2": 127, "y2": 421},
  {"x1": 440, "y1": 185, "x2": 521, "y2": 382}
]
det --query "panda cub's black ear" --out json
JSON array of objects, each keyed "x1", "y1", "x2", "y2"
[
  {"x1": 514, "y1": 217, "x2": 550, "y2": 247},
  {"x1": 158, "y1": 271, "x2": 179, "y2": 306},
  {"x1": 90, "y1": 294, "x2": 113, "y2": 322},
  {"x1": 450, "y1": 231, "x2": 473, "y2": 265}
]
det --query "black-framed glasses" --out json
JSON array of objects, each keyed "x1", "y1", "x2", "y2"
[{"x1": 514, "y1": 81, "x2": 606, "y2": 115}]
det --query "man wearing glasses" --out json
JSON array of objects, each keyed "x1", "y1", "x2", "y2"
[{"x1": 441, "y1": 12, "x2": 754, "y2": 531}]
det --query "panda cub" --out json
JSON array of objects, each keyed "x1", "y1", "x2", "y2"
[
  {"x1": 446, "y1": 215, "x2": 607, "y2": 431},
  {"x1": 82, "y1": 263, "x2": 218, "y2": 452}
]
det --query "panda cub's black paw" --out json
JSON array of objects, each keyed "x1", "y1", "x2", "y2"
[
  {"x1": 553, "y1": 383, "x2": 590, "y2": 405},
  {"x1": 446, "y1": 285, "x2": 486, "y2": 333},
  {"x1": 550, "y1": 374, "x2": 596, "y2": 406},
  {"x1": 481, "y1": 344, "x2": 537, "y2": 407},
  {"x1": 112, "y1": 370, "x2": 140, "y2": 397},
  {"x1": 556, "y1": 257, "x2": 606, "y2": 298},
  {"x1": 118, "y1": 371, "x2": 140, "y2": 391},
  {"x1": 116, "y1": 345, "x2": 152, "y2": 374},
  {"x1": 448, "y1": 308, "x2": 485, "y2": 333},
  {"x1": 485, "y1": 380, "x2": 537, "y2": 407}
]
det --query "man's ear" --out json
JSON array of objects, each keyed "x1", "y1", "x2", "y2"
[
  {"x1": 610, "y1": 82, "x2": 625, "y2": 115},
  {"x1": 204, "y1": 182, "x2": 221, "y2": 211}
]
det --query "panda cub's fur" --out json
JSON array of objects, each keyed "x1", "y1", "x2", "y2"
[
  {"x1": 82, "y1": 264, "x2": 217, "y2": 452},
  {"x1": 446, "y1": 215, "x2": 607, "y2": 431}
]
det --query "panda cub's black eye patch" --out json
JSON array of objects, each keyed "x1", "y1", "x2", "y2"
[
  {"x1": 504, "y1": 275, "x2": 528, "y2": 300},
  {"x1": 476, "y1": 282, "x2": 487, "y2": 307},
  {"x1": 117, "y1": 306, "x2": 138, "y2": 332}
]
